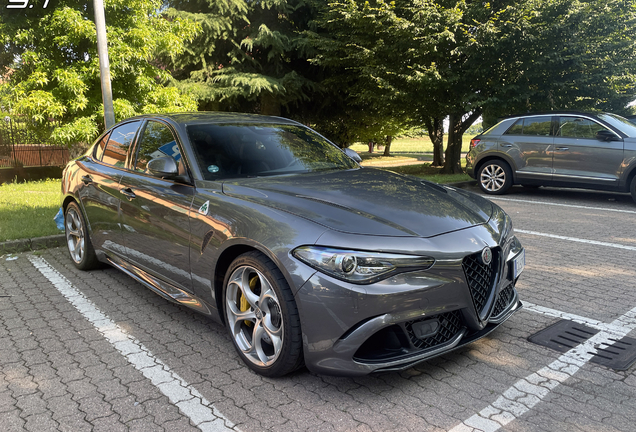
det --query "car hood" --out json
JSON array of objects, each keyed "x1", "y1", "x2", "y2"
[{"x1": 221, "y1": 168, "x2": 494, "y2": 237}]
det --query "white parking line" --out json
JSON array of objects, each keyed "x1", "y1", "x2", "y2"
[
  {"x1": 516, "y1": 229, "x2": 636, "y2": 252},
  {"x1": 490, "y1": 197, "x2": 636, "y2": 215},
  {"x1": 450, "y1": 305, "x2": 636, "y2": 432},
  {"x1": 28, "y1": 256, "x2": 237, "y2": 432}
]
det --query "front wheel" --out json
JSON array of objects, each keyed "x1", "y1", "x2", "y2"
[
  {"x1": 64, "y1": 201, "x2": 99, "y2": 270},
  {"x1": 223, "y1": 251, "x2": 303, "y2": 377},
  {"x1": 630, "y1": 176, "x2": 636, "y2": 204},
  {"x1": 478, "y1": 160, "x2": 513, "y2": 195}
]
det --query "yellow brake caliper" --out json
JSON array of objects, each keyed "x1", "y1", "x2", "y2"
[{"x1": 240, "y1": 275, "x2": 259, "y2": 326}]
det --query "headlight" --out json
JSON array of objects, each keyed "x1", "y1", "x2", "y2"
[{"x1": 292, "y1": 246, "x2": 435, "y2": 284}]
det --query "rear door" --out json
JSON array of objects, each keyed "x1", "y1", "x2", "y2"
[
  {"x1": 118, "y1": 119, "x2": 195, "y2": 292},
  {"x1": 498, "y1": 115, "x2": 554, "y2": 183},
  {"x1": 77, "y1": 121, "x2": 141, "y2": 256},
  {"x1": 552, "y1": 115, "x2": 624, "y2": 187}
]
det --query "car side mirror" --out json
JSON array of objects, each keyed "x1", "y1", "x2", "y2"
[
  {"x1": 343, "y1": 148, "x2": 362, "y2": 163},
  {"x1": 147, "y1": 156, "x2": 179, "y2": 178},
  {"x1": 596, "y1": 130, "x2": 620, "y2": 142}
]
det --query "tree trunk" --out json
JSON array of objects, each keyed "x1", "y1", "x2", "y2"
[
  {"x1": 425, "y1": 117, "x2": 444, "y2": 166},
  {"x1": 442, "y1": 110, "x2": 483, "y2": 174},
  {"x1": 383, "y1": 135, "x2": 392, "y2": 156},
  {"x1": 442, "y1": 114, "x2": 463, "y2": 174}
]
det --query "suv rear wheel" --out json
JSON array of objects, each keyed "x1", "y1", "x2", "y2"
[{"x1": 478, "y1": 160, "x2": 513, "y2": 195}]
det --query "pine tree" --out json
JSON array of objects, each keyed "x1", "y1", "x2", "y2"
[{"x1": 168, "y1": 0, "x2": 317, "y2": 115}]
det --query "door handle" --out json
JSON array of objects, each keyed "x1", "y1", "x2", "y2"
[
  {"x1": 81, "y1": 175, "x2": 93, "y2": 185},
  {"x1": 119, "y1": 188, "x2": 136, "y2": 201},
  {"x1": 556, "y1": 147, "x2": 569, "y2": 151},
  {"x1": 501, "y1": 144, "x2": 513, "y2": 148}
]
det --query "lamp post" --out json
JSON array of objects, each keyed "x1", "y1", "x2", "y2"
[{"x1": 94, "y1": 0, "x2": 115, "y2": 129}]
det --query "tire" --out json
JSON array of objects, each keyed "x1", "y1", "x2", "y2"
[
  {"x1": 630, "y1": 176, "x2": 636, "y2": 204},
  {"x1": 64, "y1": 201, "x2": 100, "y2": 270},
  {"x1": 223, "y1": 251, "x2": 303, "y2": 377},
  {"x1": 478, "y1": 160, "x2": 513, "y2": 195}
]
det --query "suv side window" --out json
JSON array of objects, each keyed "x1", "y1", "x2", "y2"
[
  {"x1": 557, "y1": 116, "x2": 610, "y2": 139},
  {"x1": 134, "y1": 121, "x2": 181, "y2": 174},
  {"x1": 505, "y1": 116, "x2": 552, "y2": 136},
  {"x1": 102, "y1": 121, "x2": 141, "y2": 167}
]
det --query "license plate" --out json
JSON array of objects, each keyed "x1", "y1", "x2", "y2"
[{"x1": 513, "y1": 249, "x2": 525, "y2": 279}]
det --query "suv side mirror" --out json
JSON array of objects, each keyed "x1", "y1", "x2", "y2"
[
  {"x1": 596, "y1": 130, "x2": 620, "y2": 142},
  {"x1": 343, "y1": 148, "x2": 362, "y2": 163}
]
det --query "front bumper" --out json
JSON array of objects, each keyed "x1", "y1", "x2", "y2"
[{"x1": 294, "y1": 226, "x2": 524, "y2": 376}]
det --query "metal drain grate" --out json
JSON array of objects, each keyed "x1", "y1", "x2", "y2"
[
  {"x1": 528, "y1": 319, "x2": 599, "y2": 352},
  {"x1": 528, "y1": 319, "x2": 636, "y2": 371},
  {"x1": 590, "y1": 336, "x2": 636, "y2": 371}
]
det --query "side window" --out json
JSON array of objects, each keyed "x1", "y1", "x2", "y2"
[
  {"x1": 504, "y1": 117, "x2": 552, "y2": 136},
  {"x1": 102, "y1": 122, "x2": 140, "y2": 167},
  {"x1": 557, "y1": 117, "x2": 610, "y2": 139},
  {"x1": 93, "y1": 132, "x2": 110, "y2": 161},
  {"x1": 134, "y1": 121, "x2": 181, "y2": 173},
  {"x1": 505, "y1": 119, "x2": 524, "y2": 135}
]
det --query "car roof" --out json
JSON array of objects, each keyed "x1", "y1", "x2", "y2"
[
  {"x1": 128, "y1": 112, "x2": 302, "y2": 126},
  {"x1": 500, "y1": 111, "x2": 609, "y2": 120}
]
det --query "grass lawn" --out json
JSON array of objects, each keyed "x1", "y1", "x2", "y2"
[
  {"x1": 383, "y1": 163, "x2": 472, "y2": 184},
  {"x1": 0, "y1": 179, "x2": 62, "y2": 242},
  {"x1": 350, "y1": 134, "x2": 473, "y2": 156}
]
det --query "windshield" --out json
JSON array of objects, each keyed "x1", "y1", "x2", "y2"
[
  {"x1": 597, "y1": 113, "x2": 636, "y2": 137},
  {"x1": 187, "y1": 123, "x2": 358, "y2": 180}
]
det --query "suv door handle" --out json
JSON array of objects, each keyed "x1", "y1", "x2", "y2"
[
  {"x1": 556, "y1": 147, "x2": 569, "y2": 151},
  {"x1": 81, "y1": 175, "x2": 93, "y2": 185},
  {"x1": 501, "y1": 144, "x2": 513, "y2": 148},
  {"x1": 120, "y1": 188, "x2": 136, "y2": 201}
]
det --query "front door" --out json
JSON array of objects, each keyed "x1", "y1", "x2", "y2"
[
  {"x1": 118, "y1": 120, "x2": 195, "y2": 292},
  {"x1": 552, "y1": 115, "x2": 624, "y2": 187}
]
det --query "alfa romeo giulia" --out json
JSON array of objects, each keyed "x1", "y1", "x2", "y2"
[{"x1": 61, "y1": 112, "x2": 524, "y2": 377}]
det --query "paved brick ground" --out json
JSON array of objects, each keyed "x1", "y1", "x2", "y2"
[{"x1": 1, "y1": 184, "x2": 635, "y2": 431}]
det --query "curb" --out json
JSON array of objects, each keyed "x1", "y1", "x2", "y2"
[
  {"x1": 0, "y1": 234, "x2": 66, "y2": 254},
  {"x1": 445, "y1": 180, "x2": 477, "y2": 188}
]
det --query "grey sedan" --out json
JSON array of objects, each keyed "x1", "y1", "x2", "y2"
[
  {"x1": 466, "y1": 111, "x2": 636, "y2": 202},
  {"x1": 61, "y1": 112, "x2": 524, "y2": 376}
]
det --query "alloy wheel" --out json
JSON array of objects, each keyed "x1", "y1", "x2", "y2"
[
  {"x1": 225, "y1": 265, "x2": 284, "y2": 367},
  {"x1": 480, "y1": 164, "x2": 507, "y2": 192},
  {"x1": 65, "y1": 206, "x2": 85, "y2": 264}
]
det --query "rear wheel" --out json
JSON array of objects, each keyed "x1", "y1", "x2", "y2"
[
  {"x1": 65, "y1": 201, "x2": 99, "y2": 270},
  {"x1": 478, "y1": 160, "x2": 513, "y2": 195},
  {"x1": 630, "y1": 176, "x2": 636, "y2": 203},
  {"x1": 223, "y1": 251, "x2": 303, "y2": 377}
]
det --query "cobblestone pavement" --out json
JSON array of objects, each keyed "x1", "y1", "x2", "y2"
[{"x1": 1, "y1": 184, "x2": 635, "y2": 431}]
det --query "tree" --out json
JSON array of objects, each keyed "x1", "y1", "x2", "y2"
[
  {"x1": 168, "y1": 0, "x2": 318, "y2": 116},
  {"x1": 0, "y1": 0, "x2": 198, "y2": 146},
  {"x1": 309, "y1": 0, "x2": 636, "y2": 173}
]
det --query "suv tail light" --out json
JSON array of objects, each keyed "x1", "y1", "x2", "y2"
[{"x1": 470, "y1": 138, "x2": 480, "y2": 148}]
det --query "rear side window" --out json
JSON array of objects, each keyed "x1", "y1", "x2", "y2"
[
  {"x1": 505, "y1": 116, "x2": 552, "y2": 136},
  {"x1": 93, "y1": 132, "x2": 110, "y2": 161},
  {"x1": 102, "y1": 121, "x2": 141, "y2": 167}
]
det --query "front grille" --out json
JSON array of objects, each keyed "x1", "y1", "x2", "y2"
[
  {"x1": 404, "y1": 310, "x2": 462, "y2": 349},
  {"x1": 462, "y1": 250, "x2": 498, "y2": 317},
  {"x1": 492, "y1": 285, "x2": 515, "y2": 317}
]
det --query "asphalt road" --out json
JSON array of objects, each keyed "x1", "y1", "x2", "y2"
[{"x1": 1, "y1": 184, "x2": 635, "y2": 432}]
